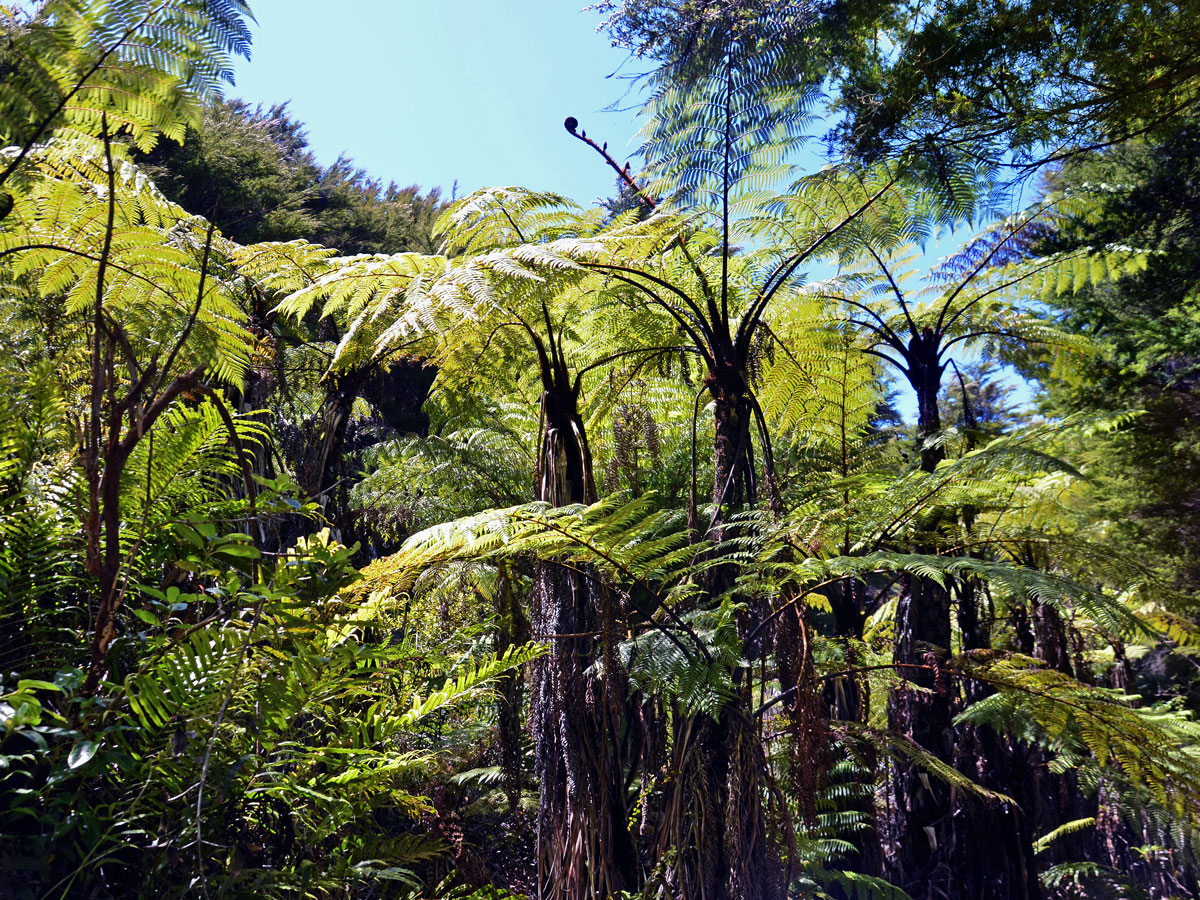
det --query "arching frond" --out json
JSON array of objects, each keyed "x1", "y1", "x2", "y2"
[
  {"x1": 1, "y1": 144, "x2": 254, "y2": 384},
  {"x1": 956, "y1": 653, "x2": 1200, "y2": 821},
  {"x1": 0, "y1": 0, "x2": 253, "y2": 173}
]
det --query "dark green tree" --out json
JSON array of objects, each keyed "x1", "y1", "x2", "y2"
[
  {"x1": 140, "y1": 99, "x2": 444, "y2": 253},
  {"x1": 1030, "y1": 127, "x2": 1200, "y2": 606}
]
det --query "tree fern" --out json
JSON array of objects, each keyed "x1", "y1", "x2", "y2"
[
  {"x1": 1, "y1": 144, "x2": 255, "y2": 384},
  {"x1": 0, "y1": 0, "x2": 253, "y2": 194}
]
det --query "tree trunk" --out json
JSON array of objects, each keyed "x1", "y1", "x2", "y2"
[
  {"x1": 886, "y1": 345, "x2": 1039, "y2": 899},
  {"x1": 296, "y1": 370, "x2": 365, "y2": 513},
  {"x1": 910, "y1": 335, "x2": 945, "y2": 474},
  {"x1": 887, "y1": 571, "x2": 956, "y2": 894},
  {"x1": 949, "y1": 727, "x2": 1042, "y2": 900},
  {"x1": 660, "y1": 362, "x2": 781, "y2": 900},
  {"x1": 1032, "y1": 599, "x2": 1074, "y2": 677},
  {"x1": 289, "y1": 359, "x2": 436, "y2": 549},
  {"x1": 888, "y1": 346, "x2": 955, "y2": 893},
  {"x1": 530, "y1": 379, "x2": 638, "y2": 898},
  {"x1": 826, "y1": 579, "x2": 868, "y2": 722},
  {"x1": 707, "y1": 364, "x2": 757, "y2": 532},
  {"x1": 820, "y1": 579, "x2": 884, "y2": 884}
]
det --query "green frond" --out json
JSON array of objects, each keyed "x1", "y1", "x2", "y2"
[
  {"x1": 795, "y1": 866, "x2": 913, "y2": 900},
  {"x1": 956, "y1": 653, "x2": 1200, "y2": 819},
  {"x1": 839, "y1": 721, "x2": 1014, "y2": 805},
  {"x1": 435, "y1": 186, "x2": 588, "y2": 254},
  {"x1": 0, "y1": 0, "x2": 252, "y2": 166},
  {"x1": 1033, "y1": 817, "x2": 1097, "y2": 855},
  {"x1": 399, "y1": 642, "x2": 545, "y2": 725},
  {"x1": 0, "y1": 145, "x2": 254, "y2": 384}
]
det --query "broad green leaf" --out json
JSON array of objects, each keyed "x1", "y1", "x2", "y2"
[{"x1": 68, "y1": 741, "x2": 98, "y2": 770}]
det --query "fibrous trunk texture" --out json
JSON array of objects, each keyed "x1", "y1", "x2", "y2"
[
  {"x1": 531, "y1": 380, "x2": 638, "y2": 898},
  {"x1": 885, "y1": 364, "x2": 1039, "y2": 899},
  {"x1": 708, "y1": 365, "x2": 757, "y2": 531},
  {"x1": 658, "y1": 368, "x2": 782, "y2": 900}
]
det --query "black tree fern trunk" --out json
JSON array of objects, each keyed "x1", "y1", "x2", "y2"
[
  {"x1": 888, "y1": 342, "x2": 955, "y2": 893},
  {"x1": 530, "y1": 376, "x2": 638, "y2": 899},
  {"x1": 887, "y1": 341, "x2": 1039, "y2": 899},
  {"x1": 663, "y1": 361, "x2": 782, "y2": 900},
  {"x1": 708, "y1": 364, "x2": 757, "y2": 531}
]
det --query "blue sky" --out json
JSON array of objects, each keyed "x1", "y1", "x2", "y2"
[
  {"x1": 230, "y1": 1, "x2": 644, "y2": 204},
  {"x1": 226, "y1": 2, "x2": 1034, "y2": 417}
]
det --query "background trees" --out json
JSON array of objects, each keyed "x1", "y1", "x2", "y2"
[
  {"x1": 595, "y1": 0, "x2": 1200, "y2": 168},
  {"x1": 139, "y1": 100, "x2": 444, "y2": 254}
]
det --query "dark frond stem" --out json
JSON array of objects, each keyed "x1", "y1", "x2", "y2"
[
  {"x1": 825, "y1": 294, "x2": 906, "y2": 348},
  {"x1": 721, "y1": 46, "x2": 734, "y2": 326},
  {"x1": 564, "y1": 116, "x2": 658, "y2": 211},
  {"x1": 932, "y1": 200, "x2": 1056, "y2": 336},
  {"x1": 155, "y1": 217, "x2": 219, "y2": 396},
  {"x1": 737, "y1": 176, "x2": 899, "y2": 357},
  {"x1": 587, "y1": 268, "x2": 715, "y2": 365},
  {"x1": 863, "y1": 239, "x2": 919, "y2": 338},
  {"x1": 746, "y1": 389, "x2": 781, "y2": 515},
  {"x1": 586, "y1": 261, "x2": 713, "y2": 332},
  {"x1": 689, "y1": 383, "x2": 706, "y2": 542}
]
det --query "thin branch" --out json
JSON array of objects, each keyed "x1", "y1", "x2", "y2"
[{"x1": 156, "y1": 218, "x2": 218, "y2": 396}]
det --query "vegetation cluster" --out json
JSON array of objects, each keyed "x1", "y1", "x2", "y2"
[{"x1": 1, "y1": 2, "x2": 1199, "y2": 899}]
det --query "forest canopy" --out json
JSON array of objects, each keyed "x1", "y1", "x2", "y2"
[{"x1": 0, "y1": 2, "x2": 1198, "y2": 899}]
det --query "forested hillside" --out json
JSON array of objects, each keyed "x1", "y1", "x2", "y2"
[{"x1": 1, "y1": 2, "x2": 1198, "y2": 899}]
